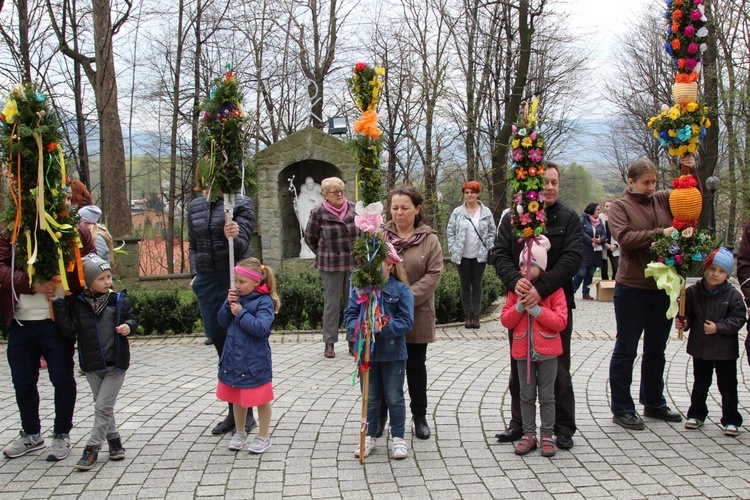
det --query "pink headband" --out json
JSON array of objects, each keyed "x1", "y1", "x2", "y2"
[{"x1": 234, "y1": 266, "x2": 263, "y2": 282}]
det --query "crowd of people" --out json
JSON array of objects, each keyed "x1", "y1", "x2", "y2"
[{"x1": 3, "y1": 161, "x2": 750, "y2": 465}]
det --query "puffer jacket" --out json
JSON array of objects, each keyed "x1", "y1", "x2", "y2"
[
  {"x1": 683, "y1": 279, "x2": 746, "y2": 361},
  {"x1": 188, "y1": 195, "x2": 255, "y2": 276},
  {"x1": 217, "y1": 291, "x2": 275, "y2": 388},
  {"x1": 446, "y1": 202, "x2": 496, "y2": 264},
  {"x1": 344, "y1": 275, "x2": 415, "y2": 362},
  {"x1": 493, "y1": 201, "x2": 583, "y2": 310},
  {"x1": 53, "y1": 291, "x2": 137, "y2": 372},
  {"x1": 502, "y1": 287, "x2": 567, "y2": 360}
]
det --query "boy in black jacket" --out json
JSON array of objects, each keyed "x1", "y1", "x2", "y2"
[
  {"x1": 675, "y1": 248, "x2": 746, "y2": 436},
  {"x1": 53, "y1": 254, "x2": 138, "y2": 470}
]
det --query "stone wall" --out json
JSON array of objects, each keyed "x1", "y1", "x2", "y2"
[{"x1": 253, "y1": 127, "x2": 357, "y2": 272}]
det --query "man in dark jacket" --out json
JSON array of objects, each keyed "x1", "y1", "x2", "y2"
[{"x1": 491, "y1": 164, "x2": 583, "y2": 449}]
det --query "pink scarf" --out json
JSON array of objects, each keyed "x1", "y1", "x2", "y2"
[
  {"x1": 588, "y1": 214, "x2": 600, "y2": 227},
  {"x1": 323, "y1": 199, "x2": 349, "y2": 220}
]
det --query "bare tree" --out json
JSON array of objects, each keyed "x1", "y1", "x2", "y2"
[{"x1": 47, "y1": 0, "x2": 133, "y2": 237}]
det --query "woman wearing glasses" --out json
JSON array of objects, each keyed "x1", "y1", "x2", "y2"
[{"x1": 304, "y1": 177, "x2": 360, "y2": 358}]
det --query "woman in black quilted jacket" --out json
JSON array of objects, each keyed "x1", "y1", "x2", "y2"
[{"x1": 188, "y1": 179, "x2": 257, "y2": 436}]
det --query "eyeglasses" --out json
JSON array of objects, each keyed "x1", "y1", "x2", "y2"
[{"x1": 330, "y1": 190, "x2": 345, "y2": 196}]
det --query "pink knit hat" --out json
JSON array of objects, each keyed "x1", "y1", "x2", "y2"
[{"x1": 519, "y1": 235, "x2": 551, "y2": 271}]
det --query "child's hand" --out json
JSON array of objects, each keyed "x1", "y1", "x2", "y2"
[
  {"x1": 116, "y1": 324, "x2": 131, "y2": 336},
  {"x1": 230, "y1": 302, "x2": 242, "y2": 316},
  {"x1": 228, "y1": 289, "x2": 238, "y2": 304},
  {"x1": 704, "y1": 320, "x2": 717, "y2": 334},
  {"x1": 674, "y1": 317, "x2": 687, "y2": 330}
]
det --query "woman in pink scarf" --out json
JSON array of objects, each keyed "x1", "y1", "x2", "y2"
[
  {"x1": 572, "y1": 203, "x2": 604, "y2": 300},
  {"x1": 303, "y1": 177, "x2": 360, "y2": 358}
]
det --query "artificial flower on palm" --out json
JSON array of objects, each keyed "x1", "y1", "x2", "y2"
[
  {"x1": 508, "y1": 96, "x2": 547, "y2": 239},
  {"x1": 197, "y1": 66, "x2": 256, "y2": 201},
  {"x1": 0, "y1": 82, "x2": 80, "y2": 286},
  {"x1": 647, "y1": 102, "x2": 709, "y2": 157},
  {"x1": 663, "y1": 0, "x2": 708, "y2": 82}
]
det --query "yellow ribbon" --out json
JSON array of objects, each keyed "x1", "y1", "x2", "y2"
[
  {"x1": 32, "y1": 131, "x2": 46, "y2": 231},
  {"x1": 24, "y1": 229, "x2": 35, "y2": 285},
  {"x1": 58, "y1": 147, "x2": 67, "y2": 189},
  {"x1": 644, "y1": 262, "x2": 685, "y2": 319},
  {"x1": 43, "y1": 212, "x2": 73, "y2": 290}
]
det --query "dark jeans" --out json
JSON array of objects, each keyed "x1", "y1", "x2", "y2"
[
  {"x1": 506, "y1": 308, "x2": 575, "y2": 436},
  {"x1": 457, "y1": 258, "x2": 486, "y2": 316},
  {"x1": 572, "y1": 265, "x2": 597, "y2": 296},
  {"x1": 380, "y1": 343, "x2": 428, "y2": 419},
  {"x1": 601, "y1": 254, "x2": 619, "y2": 280},
  {"x1": 366, "y1": 361, "x2": 406, "y2": 438},
  {"x1": 688, "y1": 357, "x2": 742, "y2": 426},
  {"x1": 7, "y1": 319, "x2": 76, "y2": 435},
  {"x1": 610, "y1": 284, "x2": 672, "y2": 415}
]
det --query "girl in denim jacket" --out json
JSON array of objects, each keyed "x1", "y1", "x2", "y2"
[
  {"x1": 501, "y1": 236, "x2": 568, "y2": 457},
  {"x1": 345, "y1": 243, "x2": 414, "y2": 460}
]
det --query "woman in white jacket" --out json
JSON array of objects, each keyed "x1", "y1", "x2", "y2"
[{"x1": 446, "y1": 181, "x2": 496, "y2": 328}]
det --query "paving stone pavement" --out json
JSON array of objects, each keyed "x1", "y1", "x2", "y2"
[{"x1": 1, "y1": 295, "x2": 750, "y2": 499}]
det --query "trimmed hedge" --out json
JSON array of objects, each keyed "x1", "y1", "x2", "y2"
[
  {"x1": 275, "y1": 270, "x2": 326, "y2": 330},
  {"x1": 434, "y1": 265, "x2": 504, "y2": 324},
  {"x1": 129, "y1": 289, "x2": 201, "y2": 335}
]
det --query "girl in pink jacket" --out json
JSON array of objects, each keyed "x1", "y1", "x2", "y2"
[{"x1": 501, "y1": 235, "x2": 568, "y2": 457}]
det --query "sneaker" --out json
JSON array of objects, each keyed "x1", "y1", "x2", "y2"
[
  {"x1": 247, "y1": 436, "x2": 272, "y2": 454},
  {"x1": 74, "y1": 445, "x2": 99, "y2": 471},
  {"x1": 46, "y1": 433, "x2": 71, "y2": 461},
  {"x1": 724, "y1": 424, "x2": 740, "y2": 437},
  {"x1": 3, "y1": 431, "x2": 45, "y2": 458},
  {"x1": 514, "y1": 434, "x2": 538, "y2": 455},
  {"x1": 391, "y1": 437, "x2": 408, "y2": 460},
  {"x1": 107, "y1": 436, "x2": 126, "y2": 460},
  {"x1": 685, "y1": 418, "x2": 704, "y2": 430},
  {"x1": 354, "y1": 436, "x2": 377, "y2": 458},
  {"x1": 228, "y1": 432, "x2": 247, "y2": 451},
  {"x1": 540, "y1": 435, "x2": 556, "y2": 457}
]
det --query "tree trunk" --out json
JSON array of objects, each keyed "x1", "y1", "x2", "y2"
[
  {"x1": 91, "y1": 0, "x2": 131, "y2": 237},
  {"x1": 17, "y1": 0, "x2": 31, "y2": 83},
  {"x1": 490, "y1": 0, "x2": 533, "y2": 221},
  {"x1": 698, "y1": 1, "x2": 718, "y2": 233}
]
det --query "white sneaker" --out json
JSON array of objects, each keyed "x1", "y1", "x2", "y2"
[
  {"x1": 354, "y1": 437, "x2": 377, "y2": 458},
  {"x1": 391, "y1": 437, "x2": 408, "y2": 460},
  {"x1": 46, "y1": 433, "x2": 71, "y2": 461},
  {"x1": 228, "y1": 433, "x2": 247, "y2": 451},
  {"x1": 3, "y1": 431, "x2": 45, "y2": 458},
  {"x1": 247, "y1": 436, "x2": 272, "y2": 454}
]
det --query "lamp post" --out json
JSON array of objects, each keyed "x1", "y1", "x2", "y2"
[
  {"x1": 328, "y1": 116, "x2": 348, "y2": 136},
  {"x1": 705, "y1": 175, "x2": 720, "y2": 238}
]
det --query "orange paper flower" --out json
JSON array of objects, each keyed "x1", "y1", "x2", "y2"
[
  {"x1": 353, "y1": 110, "x2": 381, "y2": 140},
  {"x1": 45, "y1": 142, "x2": 58, "y2": 152},
  {"x1": 671, "y1": 39, "x2": 681, "y2": 50}
]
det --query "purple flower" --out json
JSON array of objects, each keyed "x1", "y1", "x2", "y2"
[
  {"x1": 527, "y1": 148, "x2": 543, "y2": 162},
  {"x1": 535, "y1": 210, "x2": 545, "y2": 222},
  {"x1": 687, "y1": 42, "x2": 699, "y2": 54},
  {"x1": 668, "y1": 242, "x2": 680, "y2": 255},
  {"x1": 526, "y1": 191, "x2": 538, "y2": 200},
  {"x1": 530, "y1": 131, "x2": 537, "y2": 141},
  {"x1": 203, "y1": 112, "x2": 211, "y2": 121},
  {"x1": 693, "y1": 0, "x2": 702, "y2": 3},
  {"x1": 684, "y1": 25, "x2": 696, "y2": 37},
  {"x1": 512, "y1": 125, "x2": 518, "y2": 135},
  {"x1": 513, "y1": 191, "x2": 524, "y2": 205},
  {"x1": 537, "y1": 192, "x2": 546, "y2": 203},
  {"x1": 512, "y1": 148, "x2": 524, "y2": 161},
  {"x1": 685, "y1": 58, "x2": 698, "y2": 70},
  {"x1": 690, "y1": 9, "x2": 701, "y2": 20},
  {"x1": 519, "y1": 213, "x2": 532, "y2": 225},
  {"x1": 675, "y1": 254, "x2": 684, "y2": 265}
]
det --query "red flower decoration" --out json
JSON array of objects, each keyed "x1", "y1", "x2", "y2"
[
  {"x1": 354, "y1": 62, "x2": 367, "y2": 73},
  {"x1": 45, "y1": 142, "x2": 58, "y2": 152}
]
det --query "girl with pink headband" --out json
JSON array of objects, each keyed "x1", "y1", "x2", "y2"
[{"x1": 216, "y1": 257, "x2": 280, "y2": 454}]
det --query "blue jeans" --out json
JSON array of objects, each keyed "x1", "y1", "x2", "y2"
[
  {"x1": 609, "y1": 284, "x2": 672, "y2": 415},
  {"x1": 7, "y1": 320, "x2": 76, "y2": 435},
  {"x1": 572, "y1": 265, "x2": 597, "y2": 295},
  {"x1": 366, "y1": 360, "x2": 406, "y2": 438}
]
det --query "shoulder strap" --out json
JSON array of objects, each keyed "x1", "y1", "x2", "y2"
[{"x1": 467, "y1": 217, "x2": 489, "y2": 250}]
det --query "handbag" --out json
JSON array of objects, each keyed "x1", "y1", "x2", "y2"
[{"x1": 467, "y1": 217, "x2": 494, "y2": 265}]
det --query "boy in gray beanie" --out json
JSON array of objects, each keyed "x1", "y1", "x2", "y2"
[
  {"x1": 52, "y1": 253, "x2": 138, "y2": 470},
  {"x1": 675, "y1": 247, "x2": 747, "y2": 436}
]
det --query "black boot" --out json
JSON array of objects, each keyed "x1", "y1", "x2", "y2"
[
  {"x1": 212, "y1": 403, "x2": 235, "y2": 435},
  {"x1": 414, "y1": 416, "x2": 431, "y2": 440},
  {"x1": 245, "y1": 408, "x2": 258, "y2": 433}
]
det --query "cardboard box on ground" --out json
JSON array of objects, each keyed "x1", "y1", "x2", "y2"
[{"x1": 590, "y1": 280, "x2": 615, "y2": 302}]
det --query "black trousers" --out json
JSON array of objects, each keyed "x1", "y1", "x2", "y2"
[
  {"x1": 506, "y1": 308, "x2": 575, "y2": 435},
  {"x1": 688, "y1": 357, "x2": 741, "y2": 426},
  {"x1": 601, "y1": 254, "x2": 619, "y2": 280},
  {"x1": 381, "y1": 342, "x2": 428, "y2": 419}
]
